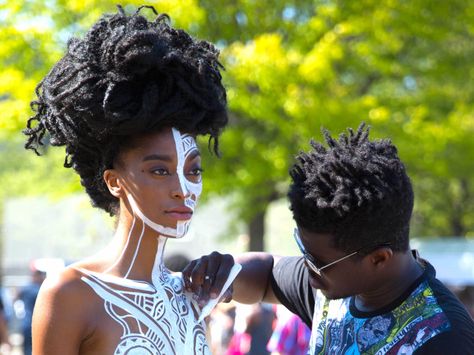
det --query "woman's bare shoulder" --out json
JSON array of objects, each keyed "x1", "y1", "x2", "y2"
[
  {"x1": 33, "y1": 266, "x2": 102, "y2": 354},
  {"x1": 35, "y1": 266, "x2": 102, "y2": 324},
  {"x1": 41, "y1": 267, "x2": 93, "y2": 297}
]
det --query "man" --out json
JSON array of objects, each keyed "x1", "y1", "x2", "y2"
[{"x1": 184, "y1": 124, "x2": 474, "y2": 354}]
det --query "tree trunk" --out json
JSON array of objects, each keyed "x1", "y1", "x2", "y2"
[
  {"x1": 450, "y1": 179, "x2": 469, "y2": 237},
  {"x1": 248, "y1": 210, "x2": 266, "y2": 251}
]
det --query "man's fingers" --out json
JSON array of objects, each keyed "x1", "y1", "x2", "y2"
[
  {"x1": 182, "y1": 252, "x2": 236, "y2": 307},
  {"x1": 200, "y1": 251, "x2": 221, "y2": 297},
  {"x1": 185, "y1": 256, "x2": 208, "y2": 294},
  {"x1": 182, "y1": 259, "x2": 197, "y2": 291},
  {"x1": 209, "y1": 253, "x2": 234, "y2": 299}
]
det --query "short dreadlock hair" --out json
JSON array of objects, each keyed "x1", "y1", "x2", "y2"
[
  {"x1": 288, "y1": 123, "x2": 413, "y2": 254},
  {"x1": 24, "y1": 5, "x2": 228, "y2": 215}
]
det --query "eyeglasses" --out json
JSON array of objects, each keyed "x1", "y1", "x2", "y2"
[{"x1": 293, "y1": 228, "x2": 390, "y2": 276}]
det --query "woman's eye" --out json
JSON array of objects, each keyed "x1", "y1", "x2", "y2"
[
  {"x1": 151, "y1": 168, "x2": 169, "y2": 176},
  {"x1": 187, "y1": 168, "x2": 203, "y2": 176}
]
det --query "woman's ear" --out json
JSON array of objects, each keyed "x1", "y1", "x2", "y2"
[{"x1": 104, "y1": 169, "x2": 123, "y2": 198}]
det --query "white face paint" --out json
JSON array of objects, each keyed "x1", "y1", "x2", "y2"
[
  {"x1": 127, "y1": 127, "x2": 202, "y2": 238},
  {"x1": 172, "y1": 127, "x2": 203, "y2": 211}
]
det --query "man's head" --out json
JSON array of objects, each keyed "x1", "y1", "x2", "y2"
[
  {"x1": 288, "y1": 124, "x2": 414, "y2": 298},
  {"x1": 24, "y1": 6, "x2": 227, "y2": 216},
  {"x1": 289, "y1": 123, "x2": 413, "y2": 254}
]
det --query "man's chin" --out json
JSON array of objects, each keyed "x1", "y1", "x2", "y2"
[{"x1": 319, "y1": 289, "x2": 347, "y2": 301}]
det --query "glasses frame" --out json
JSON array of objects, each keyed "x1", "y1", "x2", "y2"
[{"x1": 293, "y1": 228, "x2": 391, "y2": 276}]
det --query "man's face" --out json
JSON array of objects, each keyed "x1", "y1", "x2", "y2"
[
  {"x1": 115, "y1": 127, "x2": 202, "y2": 237},
  {"x1": 297, "y1": 227, "x2": 375, "y2": 300}
]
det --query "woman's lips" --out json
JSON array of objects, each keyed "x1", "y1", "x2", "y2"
[{"x1": 165, "y1": 208, "x2": 193, "y2": 220}]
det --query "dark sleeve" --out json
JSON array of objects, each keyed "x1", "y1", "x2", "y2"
[
  {"x1": 270, "y1": 256, "x2": 315, "y2": 327},
  {"x1": 414, "y1": 329, "x2": 474, "y2": 355},
  {"x1": 415, "y1": 275, "x2": 474, "y2": 354}
]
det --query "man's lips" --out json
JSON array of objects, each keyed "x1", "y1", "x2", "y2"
[{"x1": 165, "y1": 207, "x2": 193, "y2": 220}]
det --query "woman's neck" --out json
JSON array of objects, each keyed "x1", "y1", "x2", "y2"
[{"x1": 102, "y1": 212, "x2": 169, "y2": 284}]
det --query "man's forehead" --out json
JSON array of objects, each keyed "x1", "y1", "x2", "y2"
[{"x1": 299, "y1": 228, "x2": 339, "y2": 254}]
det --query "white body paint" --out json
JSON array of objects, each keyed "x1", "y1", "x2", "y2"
[
  {"x1": 127, "y1": 127, "x2": 202, "y2": 238},
  {"x1": 78, "y1": 235, "x2": 209, "y2": 355},
  {"x1": 77, "y1": 128, "x2": 210, "y2": 354}
]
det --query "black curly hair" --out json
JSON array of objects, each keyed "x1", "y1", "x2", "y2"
[
  {"x1": 24, "y1": 5, "x2": 228, "y2": 215},
  {"x1": 288, "y1": 123, "x2": 414, "y2": 254}
]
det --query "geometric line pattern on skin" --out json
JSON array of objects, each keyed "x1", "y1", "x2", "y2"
[
  {"x1": 80, "y1": 272, "x2": 175, "y2": 353},
  {"x1": 79, "y1": 260, "x2": 210, "y2": 355},
  {"x1": 172, "y1": 127, "x2": 202, "y2": 213},
  {"x1": 127, "y1": 127, "x2": 202, "y2": 239}
]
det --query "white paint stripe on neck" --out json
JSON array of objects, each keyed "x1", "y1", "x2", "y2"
[
  {"x1": 152, "y1": 235, "x2": 167, "y2": 286},
  {"x1": 103, "y1": 216, "x2": 137, "y2": 274},
  {"x1": 124, "y1": 219, "x2": 145, "y2": 279}
]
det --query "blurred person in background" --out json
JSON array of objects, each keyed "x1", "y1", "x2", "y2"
[
  {"x1": 209, "y1": 302, "x2": 236, "y2": 354},
  {"x1": 164, "y1": 253, "x2": 191, "y2": 273},
  {"x1": 226, "y1": 303, "x2": 275, "y2": 355},
  {"x1": 267, "y1": 305, "x2": 310, "y2": 355},
  {"x1": 244, "y1": 303, "x2": 275, "y2": 355},
  {"x1": 185, "y1": 124, "x2": 474, "y2": 354},
  {"x1": 0, "y1": 292, "x2": 11, "y2": 354},
  {"x1": 16, "y1": 268, "x2": 46, "y2": 355},
  {"x1": 23, "y1": 4, "x2": 228, "y2": 354}
]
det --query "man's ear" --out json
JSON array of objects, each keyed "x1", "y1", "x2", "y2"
[
  {"x1": 103, "y1": 169, "x2": 123, "y2": 198},
  {"x1": 368, "y1": 247, "x2": 393, "y2": 268}
]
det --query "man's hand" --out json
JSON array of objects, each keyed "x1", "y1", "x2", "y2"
[{"x1": 182, "y1": 251, "x2": 235, "y2": 307}]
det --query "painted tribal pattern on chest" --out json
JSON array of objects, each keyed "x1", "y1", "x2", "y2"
[{"x1": 79, "y1": 265, "x2": 209, "y2": 355}]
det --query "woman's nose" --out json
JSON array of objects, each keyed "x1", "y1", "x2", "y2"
[{"x1": 170, "y1": 174, "x2": 191, "y2": 199}]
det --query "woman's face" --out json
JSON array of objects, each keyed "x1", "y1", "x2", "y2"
[{"x1": 111, "y1": 127, "x2": 202, "y2": 237}]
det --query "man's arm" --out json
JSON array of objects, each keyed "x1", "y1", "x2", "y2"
[
  {"x1": 233, "y1": 252, "x2": 281, "y2": 304},
  {"x1": 182, "y1": 251, "x2": 281, "y2": 306},
  {"x1": 183, "y1": 252, "x2": 316, "y2": 327}
]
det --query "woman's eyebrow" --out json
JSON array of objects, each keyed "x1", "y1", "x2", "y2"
[
  {"x1": 142, "y1": 154, "x2": 173, "y2": 162},
  {"x1": 187, "y1": 150, "x2": 201, "y2": 160}
]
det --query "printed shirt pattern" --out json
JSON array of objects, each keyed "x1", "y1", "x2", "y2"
[{"x1": 309, "y1": 281, "x2": 451, "y2": 355}]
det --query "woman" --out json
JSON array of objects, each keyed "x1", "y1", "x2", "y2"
[{"x1": 24, "y1": 5, "x2": 227, "y2": 354}]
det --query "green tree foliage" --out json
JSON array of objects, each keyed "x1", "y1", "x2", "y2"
[
  {"x1": 198, "y1": 0, "x2": 474, "y2": 247},
  {"x1": 1, "y1": 1, "x2": 473, "y2": 252}
]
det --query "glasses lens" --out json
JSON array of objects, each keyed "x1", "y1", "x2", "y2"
[
  {"x1": 294, "y1": 228, "x2": 322, "y2": 275},
  {"x1": 304, "y1": 257, "x2": 320, "y2": 276}
]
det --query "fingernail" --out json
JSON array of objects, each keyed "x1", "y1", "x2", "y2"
[{"x1": 210, "y1": 292, "x2": 217, "y2": 299}]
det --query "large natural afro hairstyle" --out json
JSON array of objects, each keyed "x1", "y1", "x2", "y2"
[
  {"x1": 288, "y1": 123, "x2": 414, "y2": 254},
  {"x1": 24, "y1": 5, "x2": 228, "y2": 215}
]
